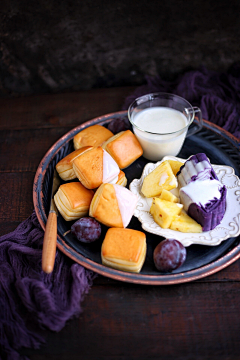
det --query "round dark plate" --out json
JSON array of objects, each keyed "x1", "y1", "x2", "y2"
[{"x1": 33, "y1": 111, "x2": 240, "y2": 285}]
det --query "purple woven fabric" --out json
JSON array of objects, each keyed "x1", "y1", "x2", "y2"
[
  {"x1": 0, "y1": 211, "x2": 96, "y2": 360},
  {"x1": 122, "y1": 65, "x2": 240, "y2": 139}
]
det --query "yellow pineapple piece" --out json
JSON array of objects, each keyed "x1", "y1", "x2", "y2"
[
  {"x1": 170, "y1": 210, "x2": 202, "y2": 233},
  {"x1": 159, "y1": 189, "x2": 179, "y2": 203},
  {"x1": 150, "y1": 198, "x2": 183, "y2": 229},
  {"x1": 168, "y1": 160, "x2": 184, "y2": 176},
  {"x1": 141, "y1": 161, "x2": 178, "y2": 198}
]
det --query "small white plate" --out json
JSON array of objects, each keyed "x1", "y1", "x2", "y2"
[{"x1": 129, "y1": 155, "x2": 240, "y2": 247}]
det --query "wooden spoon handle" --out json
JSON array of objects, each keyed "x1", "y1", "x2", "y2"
[{"x1": 42, "y1": 211, "x2": 57, "y2": 274}]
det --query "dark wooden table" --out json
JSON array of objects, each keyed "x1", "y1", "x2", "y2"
[{"x1": 1, "y1": 87, "x2": 240, "y2": 359}]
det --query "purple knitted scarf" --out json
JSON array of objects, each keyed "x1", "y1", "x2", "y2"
[
  {"x1": 0, "y1": 212, "x2": 96, "y2": 360},
  {"x1": 1, "y1": 66, "x2": 240, "y2": 360}
]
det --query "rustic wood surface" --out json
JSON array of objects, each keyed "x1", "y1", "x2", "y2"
[{"x1": 1, "y1": 87, "x2": 240, "y2": 359}]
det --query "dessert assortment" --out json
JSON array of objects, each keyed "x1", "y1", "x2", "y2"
[
  {"x1": 144, "y1": 154, "x2": 227, "y2": 233},
  {"x1": 141, "y1": 158, "x2": 207, "y2": 233},
  {"x1": 52, "y1": 122, "x2": 230, "y2": 274}
]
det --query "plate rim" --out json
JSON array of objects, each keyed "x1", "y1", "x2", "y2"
[{"x1": 33, "y1": 110, "x2": 240, "y2": 285}]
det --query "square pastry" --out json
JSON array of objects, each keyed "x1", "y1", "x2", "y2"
[
  {"x1": 56, "y1": 146, "x2": 92, "y2": 180},
  {"x1": 101, "y1": 228, "x2": 147, "y2": 273},
  {"x1": 54, "y1": 182, "x2": 94, "y2": 221},
  {"x1": 72, "y1": 146, "x2": 121, "y2": 189},
  {"x1": 102, "y1": 130, "x2": 143, "y2": 169},
  {"x1": 73, "y1": 125, "x2": 113, "y2": 150},
  {"x1": 89, "y1": 183, "x2": 138, "y2": 228}
]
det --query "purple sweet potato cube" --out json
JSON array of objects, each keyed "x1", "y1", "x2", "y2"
[{"x1": 177, "y1": 153, "x2": 227, "y2": 231}]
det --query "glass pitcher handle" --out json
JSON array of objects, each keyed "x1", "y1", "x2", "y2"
[{"x1": 186, "y1": 107, "x2": 203, "y2": 137}]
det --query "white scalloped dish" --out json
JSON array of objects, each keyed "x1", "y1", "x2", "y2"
[{"x1": 129, "y1": 155, "x2": 240, "y2": 247}]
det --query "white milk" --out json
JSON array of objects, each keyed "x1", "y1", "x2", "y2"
[{"x1": 132, "y1": 107, "x2": 188, "y2": 161}]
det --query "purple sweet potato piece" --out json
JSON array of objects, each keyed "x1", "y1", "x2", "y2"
[
  {"x1": 177, "y1": 153, "x2": 218, "y2": 187},
  {"x1": 177, "y1": 153, "x2": 227, "y2": 231},
  {"x1": 187, "y1": 185, "x2": 227, "y2": 231}
]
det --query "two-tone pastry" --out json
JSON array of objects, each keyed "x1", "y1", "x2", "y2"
[
  {"x1": 177, "y1": 153, "x2": 227, "y2": 231},
  {"x1": 73, "y1": 125, "x2": 113, "y2": 150},
  {"x1": 56, "y1": 146, "x2": 92, "y2": 180},
  {"x1": 102, "y1": 130, "x2": 143, "y2": 169},
  {"x1": 89, "y1": 183, "x2": 138, "y2": 228},
  {"x1": 54, "y1": 182, "x2": 94, "y2": 221},
  {"x1": 72, "y1": 146, "x2": 121, "y2": 189},
  {"x1": 101, "y1": 228, "x2": 147, "y2": 273}
]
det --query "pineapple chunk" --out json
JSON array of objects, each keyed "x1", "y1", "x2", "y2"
[
  {"x1": 170, "y1": 210, "x2": 202, "y2": 233},
  {"x1": 168, "y1": 160, "x2": 184, "y2": 176},
  {"x1": 150, "y1": 198, "x2": 183, "y2": 229},
  {"x1": 141, "y1": 161, "x2": 177, "y2": 198},
  {"x1": 159, "y1": 189, "x2": 179, "y2": 203}
]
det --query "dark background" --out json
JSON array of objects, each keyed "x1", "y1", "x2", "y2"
[{"x1": 0, "y1": 0, "x2": 239, "y2": 97}]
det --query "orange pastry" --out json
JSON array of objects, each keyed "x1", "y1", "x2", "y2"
[
  {"x1": 116, "y1": 170, "x2": 127, "y2": 187},
  {"x1": 101, "y1": 228, "x2": 147, "y2": 273},
  {"x1": 72, "y1": 146, "x2": 120, "y2": 189},
  {"x1": 54, "y1": 182, "x2": 94, "y2": 221},
  {"x1": 89, "y1": 183, "x2": 138, "y2": 228},
  {"x1": 56, "y1": 146, "x2": 92, "y2": 180},
  {"x1": 102, "y1": 130, "x2": 143, "y2": 169},
  {"x1": 73, "y1": 124, "x2": 113, "y2": 150}
]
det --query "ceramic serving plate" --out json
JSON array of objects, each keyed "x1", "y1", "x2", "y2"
[
  {"x1": 129, "y1": 155, "x2": 240, "y2": 247},
  {"x1": 33, "y1": 111, "x2": 240, "y2": 285}
]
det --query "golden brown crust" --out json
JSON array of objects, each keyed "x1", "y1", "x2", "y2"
[
  {"x1": 101, "y1": 228, "x2": 147, "y2": 273},
  {"x1": 60, "y1": 182, "x2": 94, "y2": 209},
  {"x1": 89, "y1": 183, "x2": 123, "y2": 227},
  {"x1": 116, "y1": 170, "x2": 127, "y2": 187},
  {"x1": 73, "y1": 125, "x2": 113, "y2": 150},
  {"x1": 56, "y1": 146, "x2": 93, "y2": 180},
  {"x1": 72, "y1": 146, "x2": 104, "y2": 189},
  {"x1": 54, "y1": 182, "x2": 94, "y2": 221},
  {"x1": 103, "y1": 130, "x2": 143, "y2": 169}
]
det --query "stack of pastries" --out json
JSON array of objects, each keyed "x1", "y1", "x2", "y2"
[
  {"x1": 54, "y1": 182, "x2": 94, "y2": 221},
  {"x1": 54, "y1": 123, "x2": 146, "y2": 273}
]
